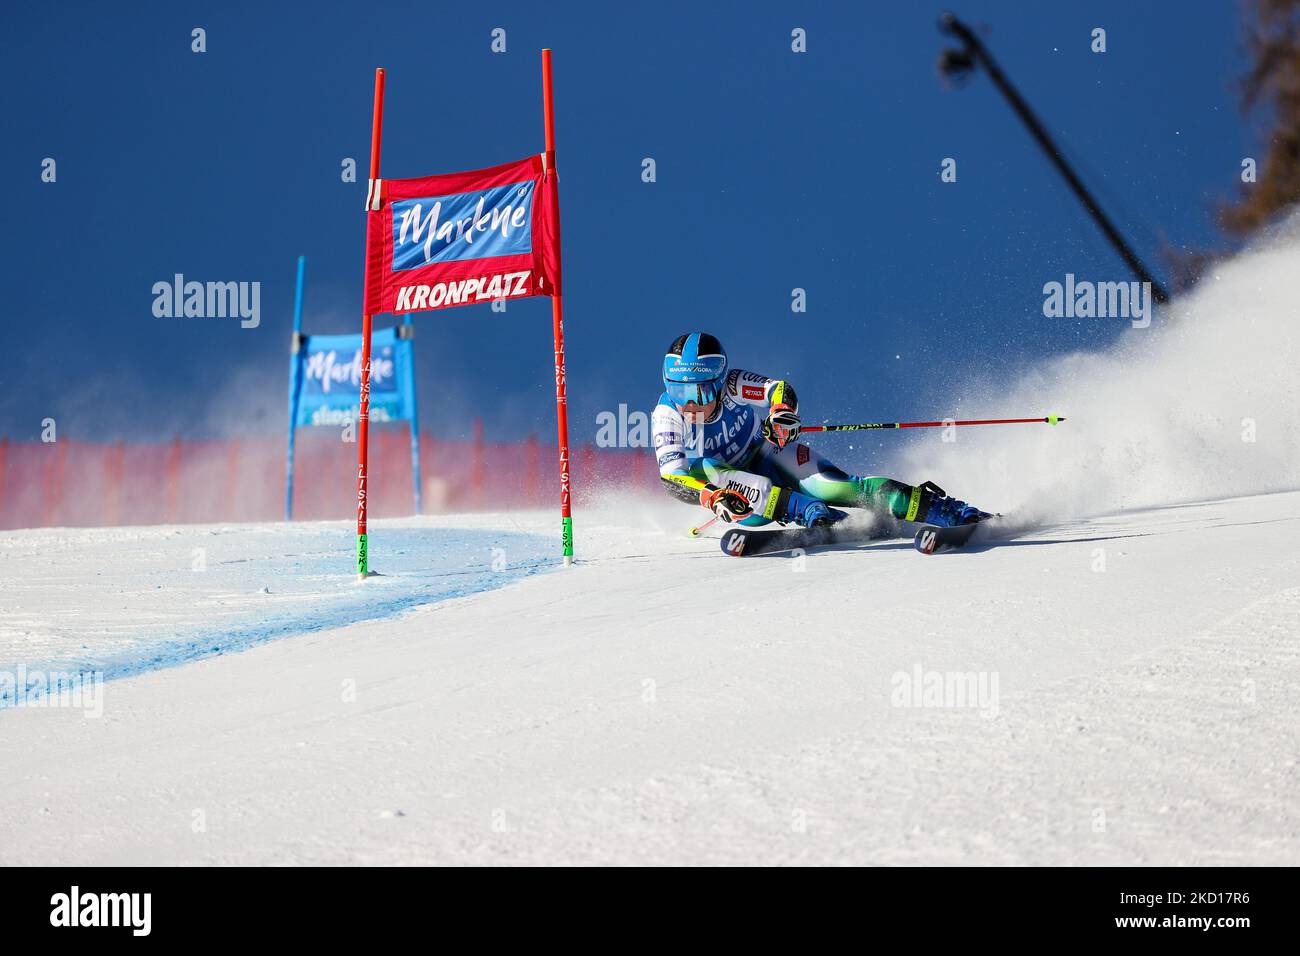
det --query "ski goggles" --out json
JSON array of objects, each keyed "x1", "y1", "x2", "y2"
[{"x1": 665, "y1": 378, "x2": 721, "y2": 408}]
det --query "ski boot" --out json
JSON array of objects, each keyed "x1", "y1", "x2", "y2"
[
  {"x1": 917, "y1": 481, "x2": 991, "y2": 528},
  {"x1": 782, "y1": 490, "x2": 849, "y2": 529}
]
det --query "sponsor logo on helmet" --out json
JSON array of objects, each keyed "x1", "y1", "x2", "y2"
[{"x1": 666, "y1": 359, "x2": 722, "y2": 379}]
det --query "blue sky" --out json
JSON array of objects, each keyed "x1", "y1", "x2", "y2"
[{"x1": 3, "y1": 0, "x2": 1254, "y2": 445}]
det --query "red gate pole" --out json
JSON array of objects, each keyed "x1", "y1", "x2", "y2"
[
  {"x1": 542, "y1": 49, "x2": 574, "y2": 566},
  {"x1": 356, "y1": 68, "x2": 386, "y2": 580}
]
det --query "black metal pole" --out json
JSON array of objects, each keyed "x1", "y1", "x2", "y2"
[{"x1": 940, "y1": 12, "x2": 1170, "y2": 303}]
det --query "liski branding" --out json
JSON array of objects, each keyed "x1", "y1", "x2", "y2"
[
  {"x1": 50, "y1": 886, "x2": 151, "y2": 936},
  {"x1": 394, "y1": 270, "x2": 531, "y2": 312},
  {"x1": 392, "y1": 181, "x2": 535, "y2": 269}
]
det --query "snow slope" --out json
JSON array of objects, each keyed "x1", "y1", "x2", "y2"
[
  {"x1": 0, "y1": 521, "x2": 557, "y2": 688},
  {"x1": 2, "y1": 493, "x2": 1297, "y2": 865}
]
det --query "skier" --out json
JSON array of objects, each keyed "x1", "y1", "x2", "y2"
[{"x1": 653, "y1": 332, "x2": 992, "y2": 531}]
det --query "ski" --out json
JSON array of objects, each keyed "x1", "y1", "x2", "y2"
[
  {"x1": 721, "y1": 518, "x2": 1001, "y2": 557},
  {"x1": 719, "y1": 523, "x2": 884, "y2": 557},
  {"x1": 912, "y1": 521, "x2": 982, "y2": 555}
]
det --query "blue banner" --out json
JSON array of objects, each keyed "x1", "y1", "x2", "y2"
[
  {"x1": 291, "y1": 326, "x2": 415, "y2": 427},
  {"x1": 390, "y1": 180, "x2": 536, "y2": 270}
]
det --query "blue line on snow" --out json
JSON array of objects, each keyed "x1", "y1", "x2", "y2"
[{"x1": 0, "y1": 528, "x2": 558, "y2": 707}]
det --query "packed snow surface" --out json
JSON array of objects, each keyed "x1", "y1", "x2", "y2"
[{"x1": 2, "y1": 494, "x2": 1297, "y2": 865}]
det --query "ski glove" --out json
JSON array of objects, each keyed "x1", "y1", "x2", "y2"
[
  {"x1": 763, "y1": 403, "x2": 801, "y2": 449},
  {"x1": 699, "y1": 484, "x2": 754, "y2": 523}
]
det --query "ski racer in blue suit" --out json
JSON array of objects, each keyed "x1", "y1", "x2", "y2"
[{"x1": 653, "y1": 332, "x2": 992, "y2": 530}]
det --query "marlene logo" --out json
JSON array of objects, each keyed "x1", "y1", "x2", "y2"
[
  {"x1": 303, "y1": 348, "x2": 394, "y2": 394},
  {"x1": 685, "y1": 406, "x2": 753, "y2": 454},
  {"x1": 393, "y1": 181, "x2": 535, "y2": 268}
]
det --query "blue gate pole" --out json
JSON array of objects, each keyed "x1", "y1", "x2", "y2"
[{"x1": 285, "y1": 255, "x2": 306, "y2": 520}]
